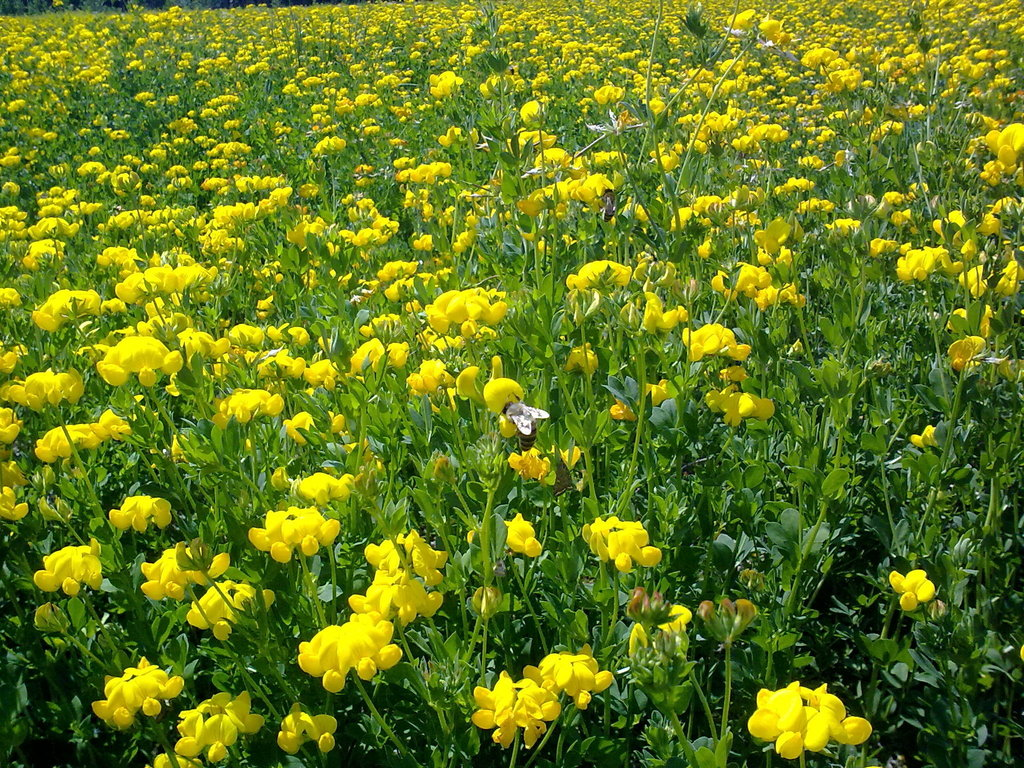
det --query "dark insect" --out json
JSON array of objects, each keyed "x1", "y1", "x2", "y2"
[
  {"x1": 601, "y1": 189, "x2": 617, "y2": 221},
  {"x1": 552, "y1": 457, "x2": 573, "y2": 496},
  {"x1": 502, "y1": 399, "x2": 550, "y2": 452}
]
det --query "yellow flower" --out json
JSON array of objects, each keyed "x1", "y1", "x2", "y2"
[
  {"x1": 32, "y1": 289, "x2": 102, "y2": 331},
  {"x1": 297, "y1": 614, "x2": 403, "y2": 692},
  {"x1": 683, "y1": 324, "x2": 751, "y2": 362},
  {"x1": 0, "y1": 407, "x2": 22, "y2": 443},
  {"x1": 505, "y1": 513, "x2": 542, "y2": 557},
  {"x1": 646, "y1": 379, "x2": 674, "y2": 406},
  {"x1": 349, "y1": 339, "x2": 409, "y2": 374},
  {"x1": 211, "y1": 389, "x2": 284, "y2": 428},
  {"x1": 593, "y1": 85, "x2": 625, "y2": 105},
  {"x1": 659, "y1": 604, "x2": 693, "y2": 633},
  {"x1": 566, "y1": 260, "x2": 632, "y2": 291},
  {"x1": 109, "y1": 495, "x2": 172, "y2": 532},
  {"x1": 34, "y1": 411, "x2": 132, "y2": 463},
  {"x1": 509, "y1": 448, "x2": 551, "y2": 483},
  {"x1": 582, "y1": 516, "x2": 661, "y2": 572},
  {"x1": 140, "y1": 547, "x2": 230, "y2": 601},
  {"x1": 565, "y1": 344, "x2": 598, "y2": 375},
  {"x1": 284, "y1": 411, "x2": 316, "y2": 444},
  {"x1": 425, "y1": 289, "x2": 507, "y2": 336},
  {"x1": 947, "y1": 336, "x2": 985, "y2": 372},
  {"x1": 704, "y1": 385, "x2": 775, "y2": 427},
  {"x1": 248, "y1": 506, "x2": 341, "y2": 563},
  {"x1": 520, "y1": 100, "x2": 543, "y2": 125},
  {"x1": 1, "y1": 369, "x2": 84, "y2": 411},
  {"x1": 910, "y1": 425, "x2": 938, "y2": 449},
  {"x1": 186, "y1": 580, "x2": 274, "y2": 640},
  {"x1": 407, "y1": 359, "x2": 455, "y2": 396},
  {"x1": 524, "y1": 645, "x2": 613, "y2": 709},
  {"x1": 610, "y1": 399, "x2": 637, "y2": 421},
  {"x1": 0, "y1": 485, "x2": 28, "y2": 521},
  {"x1": 277, "y1": 703, "x2": 337, "y2": 755},
  {"x1": 295, "y1": 472, "x2": 355, "y2": 506},
  {"x1": 96, "y1": 336, "x2": 183, "y2": 387},
  {"x1": 429, "y1": 70, "x2": 464, "y2": 99},
  {"x1": 472, "y1": 671, "x2": 561, "y2": 748},
  {"x1": 33, "y1": 538, "x2": 103, "y2": 595},
  {"x1": 365, "y1": 530, "x2": 448, "y2": 586},
  {"x1": 91, "y1": 658, "x2": 184, "y2": 729},
  {"x1": 641, "y1": 292, "x2": 688, "y2": 332},
  {"x1": 747, "y1": 681, "x2": 871, "y2": 760},
  {"x1": 889, "y1": 569, "x2": 936, "y2": 611},
  {"x1": 175, "y1": 691, "x2": 265, "y2": 762},
  {"x1": 483, "y1": 377, "x2": 525, "y2": 414},
  {"x1": 348, "y1": 568, "x2": 443, "y2": 625}
]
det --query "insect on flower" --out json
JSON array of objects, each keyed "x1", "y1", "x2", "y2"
[{"x1": 502, "y1": 399, "x2": 550, "y2": 452}]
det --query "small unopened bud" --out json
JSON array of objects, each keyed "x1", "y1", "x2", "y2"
[
  {"x1": 627, "y1": 588, "x2": 651, "y2": 622},
  {"x1": 176, "y1": 538, "x2": 214, "y2": 572},
  {"x1": 353, "y1": 466, "x2": 380, "y2": 499},
  {"x1": 430, "y1": 454, "x2": 456, "y2": 484},
  {"x1": 739, "y1": 568, "x2": 766, "y2": 591},
  {"x1": 270, "y1": 466, "x2": 290, "y2": 491},
  {"x1": 472, "y1": 586, "x2": 501, "y2": 620},
  {"x1": 34, "y1": 602, "x2": 70, "y2": 633},
  {"x1": 698, "y1": 597, "x2": 757, "y2": 644},
  {"x1": 619, "y1": 300, "x2": 642, "y2": 329},
  {"x1": 927, "y1": 599, "x2": 947, "y2": 620}
]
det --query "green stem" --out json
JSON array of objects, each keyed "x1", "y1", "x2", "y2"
[{"x1": 353, "y1": 676, "x2": 415, "y2": 763}]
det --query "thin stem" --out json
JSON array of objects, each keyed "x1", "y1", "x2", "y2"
[{"x1": 353, "y1": 676, "x2": 414, "y2": 763}]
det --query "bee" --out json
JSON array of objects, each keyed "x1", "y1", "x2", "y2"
[
  {"x1": 502, "y1": 399, "x2": 550, "y2": 452},
  {"x1": 600, "y1": 189, "x2": 617, "y2": 221}
]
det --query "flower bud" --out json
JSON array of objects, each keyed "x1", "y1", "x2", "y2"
[
  {"x1": 34, "y1": 602, "x2": 70, "y2": 633},
  {"x1": 429, "y1": 454, "x2": 456, "y2": 484},
  {"x1": 927, "y1": 599, "x2": 947, "y2": 620},
  {"x1": 176, "y1": 539, "x2": 214, "y2": 572},
  {"x1": 270, "y1": 466, "x2": 290, "y2": 491},
  {"x1": 619, "y1": 300, "x2": 642, "y2": 329},
  {"x1": 739, "y1": 568, "x2": 766, "y2": 591},
  {"x1": 472, "y1": 586, "x2": 501, "y2": 620},
  {"x1": 698, "y1": 597, "x2": 757, "y2": 644}
]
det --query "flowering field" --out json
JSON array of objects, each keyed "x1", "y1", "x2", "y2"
[{"x1": 1, "y1": 0, "x2": 1023, "y2": 766}]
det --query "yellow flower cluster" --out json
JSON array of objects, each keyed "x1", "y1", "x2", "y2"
[
  {"x1": 524, "y1": 645, "x2": 614, "y2": 709},
  {"x1": 211, "y1": 389, "x2": 284, "y2": 428},
  {"x1": 33, "y1": 538, "x2": 103, "y2": 595},
  {"x1": 186, "y1": 580, "x2": 274, "y2": 640},
  {"x1": 295, "y1": 472, "x2": 355, "y2": 506},
  {"x1": 248, "y1": 506, "x2": 341, "y2": 563},
  {"x1": 0, "y1": 369, "x2": 84, "y2": 410},
  {"x1": 109, "y1": 495, "x2": 173, "y2": 532},
  {"x1": 747, "y1": 682, "x2": 872, "y2": 759},
  {"x1": 683, "y1": 323, "x2": 752, "y2": 362},
  {"x1": 276, "y1": 703, "x2": 337, "y2": 754},
  {"x1": 581, "y1": 516, "x2": 662, "y2": 572},
  {"x1": 34, "y1": 409, "x2": 132, "y2": 463},
  {"x1": 472, "y1": 671, "x2": 561, "y2": 748},
  {"x1": 297, "y1": 614, "x2": 403, "y2": 692},
  {"x1": 140, "y1": 546, "x2": 230, "y2": 600},
  {"x1": 704, "y1": 385, "x2": 775, "y2": 427},
  {"x1": 508, "y1": 449, "x2": 551, "y2": 483},
  {"x1": 889, "y1": 569, "x2": 936, "y2": 611},
  {"x1": 424, "y1": 288, "x2": 508, "y2": 337},
  {"x1": 505, "y1": 513, "x2": 542, "y2": 557},
  {"x1": 349, "y1": 531, "x2": 447, "y2": 624},
  {"x1": 96, "y1": 336, "x2": 184, "y2": 387},
  {"x1": 91, "y1": 658, "x2": 184, "y2": 729},
  {"x1": 175, "y1": 691, "x2": 265, "y2": 762}
]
